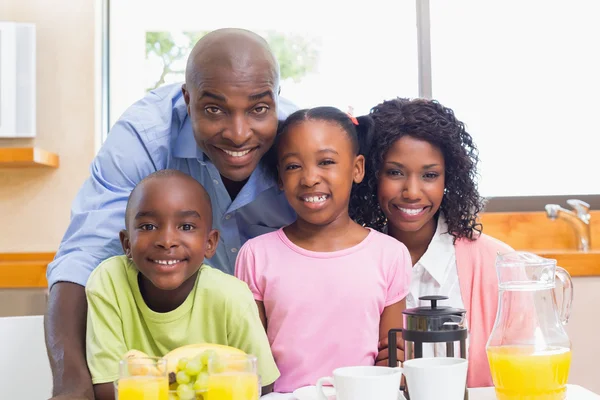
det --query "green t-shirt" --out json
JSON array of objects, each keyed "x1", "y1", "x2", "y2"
[{"x1": 85, "y1": 255, "x2": 279, "y2": 386}]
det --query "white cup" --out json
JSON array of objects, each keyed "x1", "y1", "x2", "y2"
[
  {"x1": 316, "y1": 365, "x2": 403, "y2": 400},
  {"x1": 403, "y1": 357, "x2": 468, "y2": 400}
]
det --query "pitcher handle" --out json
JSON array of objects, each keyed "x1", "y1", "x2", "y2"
[{"x1": 555, "y1": 266, "x2": 574, "y2": 325}]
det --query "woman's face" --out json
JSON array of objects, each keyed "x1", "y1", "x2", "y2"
[{"x1": 377, "y1": 136, "x2": 445, "y2": 234}]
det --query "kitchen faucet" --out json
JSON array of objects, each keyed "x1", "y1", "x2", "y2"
[{"x1": 545, "y1": 199, "x2": 591, "y2": 251}]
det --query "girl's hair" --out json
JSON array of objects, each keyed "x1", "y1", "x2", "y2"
[
  {"x1": 350, "y1": 98, "x2": 483, "y2": 242},
  {"x1": 267, "y1": 106, "x2": 374, "y2": 181}
]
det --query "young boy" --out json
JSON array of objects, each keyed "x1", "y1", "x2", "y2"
[{"x1": 85, "y1": 169, "x2": 279, "y2": 399}]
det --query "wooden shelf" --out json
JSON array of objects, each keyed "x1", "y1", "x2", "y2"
[
  {"x1": 0, "y1": 253, "x2": 55, "y2": 288},
  {"x1": 0, "y1": 147, "x2": 59, "y2": 168}
]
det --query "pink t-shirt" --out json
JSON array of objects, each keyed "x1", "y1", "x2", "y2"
[{"x1": 234, "y1": 228, "x2": 411, "y2": 393}]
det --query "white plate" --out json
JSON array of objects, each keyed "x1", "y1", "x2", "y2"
[{"x1": 293, "y1": 385, "x2": 336, "y2": 400}]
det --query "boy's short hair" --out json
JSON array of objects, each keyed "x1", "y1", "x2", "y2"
[{"x1": 124, "y1": 169, "x2": 213, "y2": 229}]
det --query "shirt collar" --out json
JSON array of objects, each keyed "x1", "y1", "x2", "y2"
[{"x1": 416, "y1": 214, "x2": 456, "y2": 285}]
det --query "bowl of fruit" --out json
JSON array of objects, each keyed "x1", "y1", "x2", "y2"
[{"x1": 124, "y1": 344, "x2": 259, "y2": 400}]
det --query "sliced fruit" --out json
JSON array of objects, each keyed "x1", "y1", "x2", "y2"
[{"x1": 163, "y1": 343, "x2": 245, "y2": 376}]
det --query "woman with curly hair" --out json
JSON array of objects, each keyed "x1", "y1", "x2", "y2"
[{"x1": 351, "y1": 98, "x2": 512, "y2": 388}]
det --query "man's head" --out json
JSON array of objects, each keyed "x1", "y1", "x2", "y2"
[
  {"x1": 182, "y1": 28, "x2": 280, "y2": 183},
  {"x1": 120, "y1": 169, "x2": 219, "y2": 291}
]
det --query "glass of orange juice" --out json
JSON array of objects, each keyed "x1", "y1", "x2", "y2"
[
  {"x1": 203, "y1": 354, "x2": 260, "y2": 400},
  {"x1": 115, "y1": 356, "x2": 169, "y2": 400}
]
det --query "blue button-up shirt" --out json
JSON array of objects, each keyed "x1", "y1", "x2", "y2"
[{"x1": 47, "y1": 83, "x2": 297, "y2": 288}]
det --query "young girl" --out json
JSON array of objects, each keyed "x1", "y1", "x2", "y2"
[
  {"x1": 235, "y1": 107, "x2": 412, "y2": 393},
  {"x1": 351, "y1": 98, "x2": 513, "y2": 388}
]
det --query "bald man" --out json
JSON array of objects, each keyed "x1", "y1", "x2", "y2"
[{"x1": 45, "y1": 29, "x2": 297, "y2": 399}]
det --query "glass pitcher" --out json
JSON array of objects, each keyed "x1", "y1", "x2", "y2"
[{"x1": 486, "y1": 251, "x2": 573, "y2": 400}]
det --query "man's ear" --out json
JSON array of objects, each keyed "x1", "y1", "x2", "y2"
[
  {"x1": 204, "y1": 229, "x2": 220, "y2": 259},
  {"x1": 119, "y1": 230, "x2": 132, "y2": 259},
  {"x1": 182, "y1": 84, "x2": 192, "y2": 115}
]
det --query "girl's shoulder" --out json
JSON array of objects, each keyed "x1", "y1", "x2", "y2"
[
  {"x1": 243, "y1": 228, "x2": 285, "y2": 249},
  {"x1": 364, "y1": 228, "x2": 410, "y2": 257}
]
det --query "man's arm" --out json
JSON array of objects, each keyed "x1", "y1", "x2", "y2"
[
  {"x1": 45, "y1": 106, "x2": 162, "y2": 398},
  {"x1": 45, "y1": 283, "x2": 93, "y2": 400}
]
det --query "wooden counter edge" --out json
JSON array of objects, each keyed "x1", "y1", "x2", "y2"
[{"x1": 0, "y1": 250, "x2": 598, "y2": 289}]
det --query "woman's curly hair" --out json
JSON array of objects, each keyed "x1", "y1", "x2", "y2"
[{"x1": 350, "y1": 98, "x2": 484, "y2": 242}]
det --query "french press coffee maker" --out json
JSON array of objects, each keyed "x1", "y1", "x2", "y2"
[{"x1": 388, "y1": 295, "x2": 468, "y2": 399}]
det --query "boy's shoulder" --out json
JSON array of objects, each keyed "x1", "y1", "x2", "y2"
[
  {"x1": 86, "y1": 254, "x2": 131, "y2": 295},
  {"x1": 198, "y1": 264, "x2": 255, "y2": 306}
]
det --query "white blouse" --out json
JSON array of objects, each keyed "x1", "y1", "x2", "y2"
[{"x1": 405, "y1": 215, "x2": 468, "y2": 358}]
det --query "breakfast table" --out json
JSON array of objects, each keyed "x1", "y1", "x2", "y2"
[{"x1": 260, "y1": 384, "x2": 600, "y2": 400}]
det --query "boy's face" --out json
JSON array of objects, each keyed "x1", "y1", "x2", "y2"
[{"x1": 120, "y1": 176, "x2": 219, "y2": 291}]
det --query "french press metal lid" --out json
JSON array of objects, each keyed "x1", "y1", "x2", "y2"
[{"x1": 388, "y1": 295, "x2": 468, "y2": 367}]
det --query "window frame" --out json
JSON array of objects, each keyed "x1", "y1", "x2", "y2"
[{"x1": 100, "y1": 0, "x2": 599, "y2": 212}]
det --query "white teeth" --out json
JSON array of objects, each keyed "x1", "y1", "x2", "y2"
[
  {"x1": 222, "y1": 149, "x2": 251, "y2": 157},
  {"x1": 153, "y1": 260, "x2": 182, "y2": 265},
  {"x1": 398, "y1": 207, "x2": 424, "y2": 215},
  {"x1": 303, "y1": 195, "x2": 327, "y2": 203}
]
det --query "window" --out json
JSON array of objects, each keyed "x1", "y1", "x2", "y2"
[
  {"x1": 108, "y1": 0, "x2": 418, "y2": 130},
  {"x1": 104, "y1": 0, "x2": 600, "y2": 209},
  {"x1": 429, "y1": 0, "x2": 600, "y2": 199}
]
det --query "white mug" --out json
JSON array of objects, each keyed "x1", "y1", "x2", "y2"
[
  {"x1": 403, "y1": 357, "x2": 468, "y2": 400},
  {"x1": 316, "y1": 365, "x2": 403, "y2": 400}
]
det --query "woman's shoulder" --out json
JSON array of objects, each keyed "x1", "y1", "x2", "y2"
[
  {"x1": 455, "y1": 232, "x2": 514, "y2": 262},
  {"x1": 470, "y1": 231, "x2": 513, "y2": 251}
]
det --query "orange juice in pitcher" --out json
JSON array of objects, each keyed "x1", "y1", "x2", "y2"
[
  {"x1": 486, "y1": 252, "x2": 573, "y2": 400},
  {"x1": 487, "y1": 346, "x2": 571, "y2": 399}
]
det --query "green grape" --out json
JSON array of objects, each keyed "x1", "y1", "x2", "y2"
[
  {"x1": 177, "y1": 383, "x2": 195, "y2": 400},
  {"x1": 176, "y1": 370, "x2": 191, "y2": 385},
  {"x1": 185, "y1": 358, "x2": 203, "y2": 376},
  {"x1": 193, "y1": 372, "x2": 209, "y2": 394},
  {"x1": 177, "y1": 357, "x2": 189, "y2": 371},
  {"x1": 209, "y1": 357, "x2": 225, "y2": 373},
  {"x1": 200, "y1": 350, "x2": 217, "y2": 366},
  {"x1": 168, "y1": 392, "x2": 179, "y2": 400}
]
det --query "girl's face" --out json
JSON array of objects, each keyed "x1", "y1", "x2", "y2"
[
  {"x1": 377, "y1": 136, "x2": 445, "y2": 235},
  {"x1": 277, "y1": 120, "x2": 365, "y2": 227}
]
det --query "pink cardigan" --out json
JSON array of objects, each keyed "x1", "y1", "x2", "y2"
[{"x1": 455, "y1": 233, "x2": 513, "y2": 388}]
